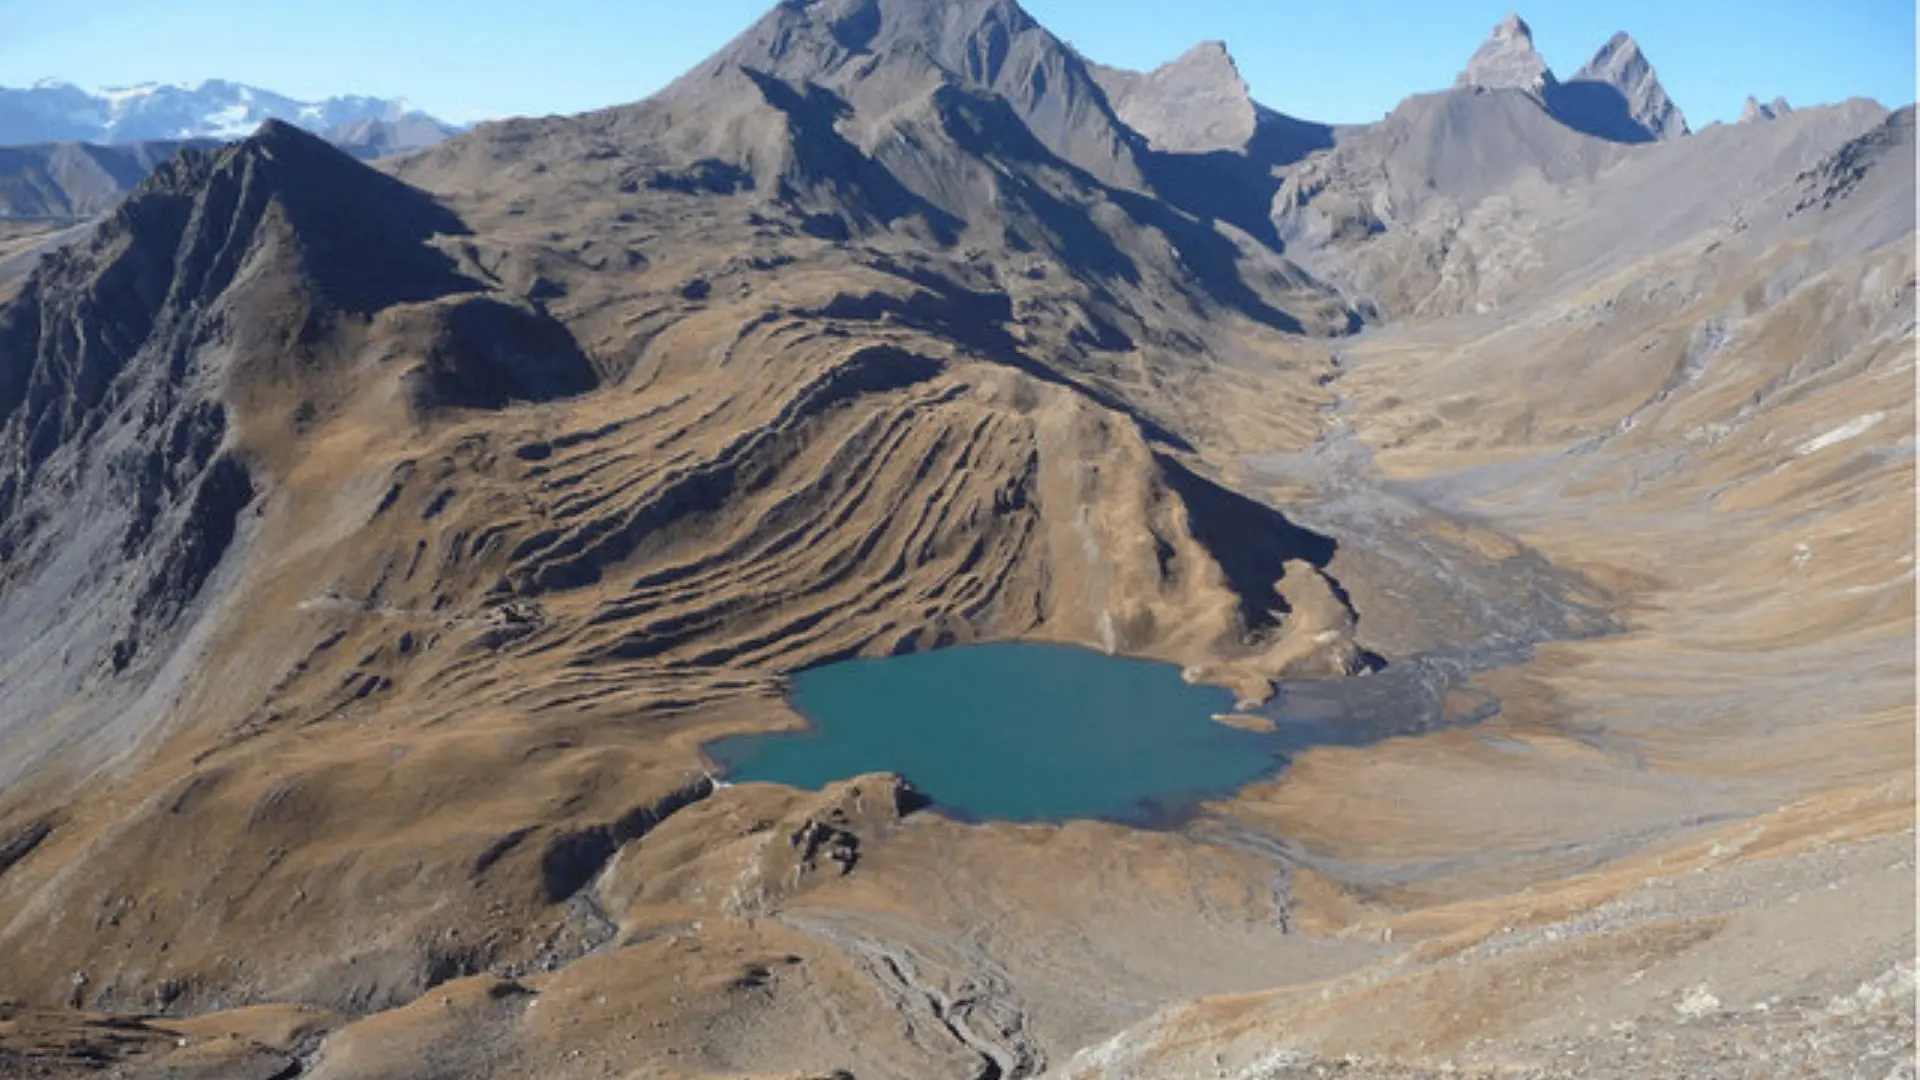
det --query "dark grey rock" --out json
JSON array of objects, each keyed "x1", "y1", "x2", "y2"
[
  {"x1": 1569, "y1": 31, "x2": 1689, "y2": 140},
  {"x1": 1456, "y1": 13, "x2": 1556, "y2": 97}
]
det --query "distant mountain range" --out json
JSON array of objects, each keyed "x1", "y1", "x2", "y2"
[
  {"x1": 0, "y1": 80, "x2": 460, "y2": 217},
  {"x1": 0, "y1": 79, "x2": 457, "y2": 150}
]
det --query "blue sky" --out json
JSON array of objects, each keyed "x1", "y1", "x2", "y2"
[{"x1": 1, "y1": 0, "x2": 1912, "y2": 127}]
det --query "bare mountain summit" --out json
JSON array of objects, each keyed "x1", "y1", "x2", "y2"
[
  {"x1": 1087, "y1": 41, "x2": 1258, "y2": 154},
  {"x1": 1087, "y1": 40, "x2": 1332, "y2": 165},
  {"x1": 1572, "y1": 31, "x2": 1689, "y2": 140},
  {"x1": 664, "y1": 0, "x2": 1147, "y2": 191},
  {"x1": 1456, "y1": 13, "x2": 1556, "y2": 97}
]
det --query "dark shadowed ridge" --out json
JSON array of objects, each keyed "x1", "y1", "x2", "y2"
[
  {"x1": 0, "y1": 119, "x2": 473, "y2": 478},
  {"x1": 0, "y1": 118, "x2": 590, "y2": 770},
  {"x1": 0, "y1": 122, "x2": 461, "y2": 225},
  {"x1": 211, "y1": 119, "x2": 476, "y2": 312}
]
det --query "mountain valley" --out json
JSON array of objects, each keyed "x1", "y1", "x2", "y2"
[{"x1": 0, "y1": 4, "x2": 1911, "y2": 1079}]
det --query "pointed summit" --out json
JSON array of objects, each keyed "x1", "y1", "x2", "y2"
[
  {"x1": 1457, "y1": 13, "x2": 1556, "y2": 97},
  {"x1": 1572, "y1": 31, "x2": 1688, "y2": 140},
  {"x1": 1089, "y1": 39, "x2": 1259, "y2": 153},
  {"x1": 663, "y1": 0, "x2": 1145, "y2": 190},
  {"x1": 1174, "y1": 40, "x2": 1239, "y2": 71}
]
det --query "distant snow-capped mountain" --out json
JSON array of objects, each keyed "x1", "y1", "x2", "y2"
[{"x1": 0, "y1": 79, "x2": 452, "y2": 145}]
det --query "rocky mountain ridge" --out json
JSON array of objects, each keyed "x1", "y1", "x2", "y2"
[{"x1": 1457, "y1": 13, "x2": 1558, "y2": 97}]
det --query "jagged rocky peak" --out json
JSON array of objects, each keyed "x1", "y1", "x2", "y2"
[
  {"x1": 673, "y1": 0, "x2": 1091, "y2": 100},
  {"x1": 1149, "y1": 39, "x2": 1247, "y2": 87},
  {"x1": 1089, "y1": 39, "x2": 1261, "y2": 153},
  {"x1": 1151, "y1": 39, "x2": 1249, "y2": 99},
  {"x1": 1572, "y1": 31, "x2": 1688, "y2": 140},
  {"x1": 1741, "y1": 95, "x2": 1794, "y2": 123},
  {"x1": 662, "y1": 0, "x2": 1144, "y2": 189},
  {"x1": 1457, "y1": 13, "x2": 1556, "y2": 97},
  {"x1": 729, "y1": 0, "x2": 1031, "y2": 65}
]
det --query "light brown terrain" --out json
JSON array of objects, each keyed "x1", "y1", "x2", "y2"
[{"x1": 0, "y1": 3, "x2": 1911, "y2": 1078}]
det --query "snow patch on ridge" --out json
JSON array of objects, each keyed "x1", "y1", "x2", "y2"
[{"x1": 1797, "y1": 412, "x2": 1884, "y2": 456}]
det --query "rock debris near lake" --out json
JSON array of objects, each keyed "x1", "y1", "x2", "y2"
[{"x1": 0, "y1": 2, "x2": 1911, "y2": 1078}]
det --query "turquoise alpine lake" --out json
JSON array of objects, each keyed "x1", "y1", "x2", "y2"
[{"x1": 703, "y1": 642, "x2": 1297, "y2": 825}]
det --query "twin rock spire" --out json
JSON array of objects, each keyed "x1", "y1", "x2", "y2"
[{"x1": 1456, "y1": 13, "x2": 1689, "y2": 140}]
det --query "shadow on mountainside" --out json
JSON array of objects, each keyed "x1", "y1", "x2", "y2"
[
  {"x1": 1546, "y1": 81, "x2": 1657, "y2": 144},
  {"x1": 1154, "y1": 452, "x2": 1341, "y2": 630},
  {"x1": 1135, "y1": 111, "x2": 1335, "y2": 253},
  {"x1": 746, "y1": 68, "x2": 966, "y2": 243},
  {"x1": 807, "y1": 257, "x2": 1198, "y2": 450},
  {"x1": 932, "y1": 84, "x2": 1312, "y2": 334}
]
